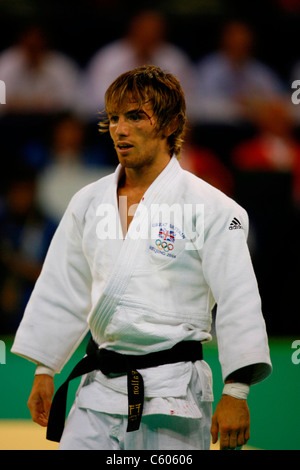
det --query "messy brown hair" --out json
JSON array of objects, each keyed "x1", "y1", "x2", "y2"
[{"x1": 99, "y1": 65, "x2": 187, "y2": 158}]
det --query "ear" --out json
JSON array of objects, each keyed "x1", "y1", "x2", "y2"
[{"x1": 163, "y1": 117, "x2": 178, "y2": 138}]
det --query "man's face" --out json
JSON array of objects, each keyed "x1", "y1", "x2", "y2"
[{"x1": 108, "y1": 98, "x2": 168, "y2": 170}]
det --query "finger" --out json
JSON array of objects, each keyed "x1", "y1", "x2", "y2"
[
  {"x1": 237, "y1": 431, "x2": 246, "y2": 448},
  {"x1": 219, "y1": 431, "x2": 231, "y2": 450},
  {"x1": 37, "y1": 398, "x2": 52, "y2": 426},
  {"x1": 237, "y1": 428, "x2": 250, "y2": 448},
  {"x1": 228, "y1": 431, "x2": 238, "y2": 449},
  {"x1": 210, "y1": 418, "x2": 219, "y2": 444},
  {"x1": 41, "y1": 394, "x2": 52, "y2": 417},
  {"x1": 34, "y1": 412, "x2": 49, "y2": 427}
]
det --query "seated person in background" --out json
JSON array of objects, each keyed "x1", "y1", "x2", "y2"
[
  {"x1": 80, "y1": 10, "x2": 195, "y2": 120},
  {"x1": 36, "y1": 113, "x2": 115, "y2": 224},
  {"x1": 193, "y1": 20, "x2": 286, "y2": 125},
  {"x1": 0, "y1": 24, "x2": 81, "y2": 114}
]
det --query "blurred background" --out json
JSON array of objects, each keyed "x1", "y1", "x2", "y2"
[{"x1": 0, "y1": 0, "x2": 299, "y2": 450}]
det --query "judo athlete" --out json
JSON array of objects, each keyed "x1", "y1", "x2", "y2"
[{"x1": 11, "y1": 65, "x2": 272, "y2": 450}]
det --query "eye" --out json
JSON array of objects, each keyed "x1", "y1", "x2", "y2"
[
  {"x1": 109, "y1": 115, "x2": 119, "y2": 124},
  {"x1": 127, "y1": 112, "x2": 142, "y2": 121}
]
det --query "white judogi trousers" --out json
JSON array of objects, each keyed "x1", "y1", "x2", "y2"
[{"x1": 59, "y1": 404, "x2": 212, "y2": 450}]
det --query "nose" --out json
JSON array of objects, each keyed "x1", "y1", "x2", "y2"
[{"x1": 115, "y1": 116, "x2": 129, "y2": 137}]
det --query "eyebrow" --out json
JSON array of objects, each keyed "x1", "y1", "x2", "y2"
[
  {"x1": 128, "y1": 109, "x2": 152, "y2": 118},
  {"x1": 109, "y1": 108, "x2": 153, "y2": 121}
]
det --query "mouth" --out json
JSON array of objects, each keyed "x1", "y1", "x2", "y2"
[
  {"x1": 116, "y1": 143, "x2": 134, "y2": 156},
  {"x1": 116, "y1": 142, "x2": 133, "y2": 150}
]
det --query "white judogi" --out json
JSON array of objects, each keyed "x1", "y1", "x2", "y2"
[{"x1": 11, "y1": 156, "x2": 272, "y2": 449}]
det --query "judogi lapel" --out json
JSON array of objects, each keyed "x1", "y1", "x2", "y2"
[{"x1": 89, "y1": 156, "x2": 181, "y2": 343}]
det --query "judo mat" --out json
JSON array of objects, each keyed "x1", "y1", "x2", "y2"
[{"x1": 0, "y1": 336, "x2": 299, "y2": 450}]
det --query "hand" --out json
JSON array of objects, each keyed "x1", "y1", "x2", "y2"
[
  {"x1": 27, "y1": 375, "x2": 55, "y2": 427},
  {"x1": 211, "y1": 394, "x2": 250, "y2": 450}
]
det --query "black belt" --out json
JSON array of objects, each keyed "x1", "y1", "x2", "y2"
[{"x1": 46, "y1": 338, "x2": 203, "y2": 442}]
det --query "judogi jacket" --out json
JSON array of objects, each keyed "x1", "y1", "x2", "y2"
[{"x1": 12, "y1": 156, "x2": 272, "y2": 416}]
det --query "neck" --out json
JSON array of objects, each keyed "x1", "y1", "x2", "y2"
[{"x1": 120, "y1": 154, "x2": 172, "y2": 191}]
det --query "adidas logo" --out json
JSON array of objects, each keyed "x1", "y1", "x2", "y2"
[{"x1": 229, "y1": 217, "x2": 243, "y2": 230}]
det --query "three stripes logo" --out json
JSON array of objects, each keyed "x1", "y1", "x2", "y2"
[{"x1": 229, "y1": 217, "x2": 243, "y2": 230}]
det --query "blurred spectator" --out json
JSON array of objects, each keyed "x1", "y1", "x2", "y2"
[
  {"x1": 0, "y1": 166, "x2": 56, "y2": 334},
  {"x1": 232, "y1": 98, "x2": 300, "y2": 205},
  {"x1": 180, "y1": 143, "x2": 234, "y2": 197},
  {"x1": 0, "y1": 24, "x2": 81, "y2": 115},
  {"x1": 192, "y1": 20, "x2": 286, "y2": 124},
  {"x1": 80, "y1": 10, "x2": 195, "y2": 120},
  {"x1": 36, "y1": 113, "x2": 115, "y2": 224}
]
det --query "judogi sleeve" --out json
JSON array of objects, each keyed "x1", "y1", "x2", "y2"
[
  {"x1": 11, "y1": 192, "x2": 93, "y2": 373},
  {"x1": 200, "y1": 203, "x2": 272, "y2": 385}
]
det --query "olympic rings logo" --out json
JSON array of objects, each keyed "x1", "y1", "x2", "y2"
[{"x1": 155, "y1": 239, "x2": 174, "y2": 252}]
